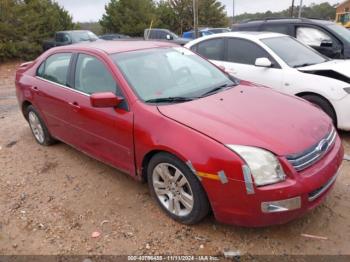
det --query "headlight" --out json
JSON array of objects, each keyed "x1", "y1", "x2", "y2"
[
  {"x1": 227, "y1": 145, "x2": 286, "y2": 186},
  {"x1": 344, "y1": 87, "x2": 350, "y2": 94}
]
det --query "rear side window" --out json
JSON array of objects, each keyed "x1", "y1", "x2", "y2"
[
  {"x1": 196, "y1": 38, "x2": 224, "y2": 60},
  {"x1": 226, "y1": 38, "x2": 271, "y2": 65},
  {"x1": 74, "y1": 54, "x2": 119, "y2": 95},
  {"x1": 37, "y1": 53, "x2": 72, "y2": 86},
  {"x1": 261, "y1": 24, "x2": 289, "y2": 35},
  {"x1": 149, "y1": 30, "x2": 158, "y2": 39},
  {"x1": 158, "y1": 31, "x2": 168, "y2": 39}
]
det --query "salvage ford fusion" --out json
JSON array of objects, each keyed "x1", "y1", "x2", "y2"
[{"x1": 15, "y1": 41, "x2": 344, "y2": 227}]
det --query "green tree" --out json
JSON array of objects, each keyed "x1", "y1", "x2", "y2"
[
  {"x1": 234, "y1": 2, "x2": 337, "y2": 23},
  {"x1": 156, "y1": 0, "x2": 177, "y2": 32},
  {"x1": 198, "y1": 0, "x2": 229, "y2": 28},
  {"x1": 167, "y1": 0, "x2": 193, "y2": 34},
  {"x1": 0, "y1": 0, "x2": 74, "y2": 61},
  {"x1": 100, "y1": 0, "x2": 156, "y2": 36}
]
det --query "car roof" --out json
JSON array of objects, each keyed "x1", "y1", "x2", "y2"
[
  {"x1": 193, "y1": 31, "x2": 285, "y2": 41},
  {"x1": 237, "y1": 17, "x2": 334, "y2": 26},
  {"x1": 185, "y1": 31, "x2": 285, "y2": 47},
  {"x1": 57, "y1": 30, "x2": 91, "y2": 33},
  {"x1": 56, "y1": 40, "x2": 177, "y2": 54}
]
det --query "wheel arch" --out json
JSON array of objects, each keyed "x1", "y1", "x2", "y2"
[
  {"x1": 141, "y1": 149, "x2": 188, "y2": 183},
  {"x1": 21, "y1": 100, "x2": 32, "y2": 120},
  {"x1": 295, "y1": 91, "x2": 337, "y2": 124}
]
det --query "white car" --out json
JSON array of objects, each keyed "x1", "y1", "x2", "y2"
[{"x1": 185, "y1": 32, "x2": 350, "y2": 130}]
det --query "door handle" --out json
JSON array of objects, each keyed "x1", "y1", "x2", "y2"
[
  {"x1": 32, "y1": 86, "x2": 39, "y2": 92},
  {"x1": 69, "y1": 101, "x2": 81, "y2": 110}
]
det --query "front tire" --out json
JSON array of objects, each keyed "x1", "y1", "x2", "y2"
[
  {"x1": 302, "y1": 95, "x2": 337, "y2": 126},
  {"x1": 147, "y1": 153, "x2": 210, "y2": 225},
  {"x1": 26, "y1": 105, "x2": 56, "y2": 146}
]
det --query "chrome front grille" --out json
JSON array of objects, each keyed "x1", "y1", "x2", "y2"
[{"x1": 287, "y1": 127, "x2": 337, "y2": 172}]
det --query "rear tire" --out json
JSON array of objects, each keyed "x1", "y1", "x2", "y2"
[
  {"x1": 302, "y1": 95, "x2": 337, "y2": 126},
  {"x1": 147, "y1": 152, "x2": 210, "y2": 225},
  {"x1": 26, "y1": 105, "x2": 56, "y2": 146}
]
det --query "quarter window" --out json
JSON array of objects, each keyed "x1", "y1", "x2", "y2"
[
  {"x1": 261, "y1": 25, "x2": 289, "y2": 35},
  {"x1": 296, "y1": 27, "x2": 332, "y2": 47},
  {"x1": 226, "y1": 38, "x2": 272, "y2": 65},
  {"x1": 196, "y1": 38, "x2": 224, "y2": 61},
  {"x1": 37, "y1": 53, "x2": 72, "y2": 86},
  {"x1": 74, "y1": 54, "x2": 119, "y2": 95}
]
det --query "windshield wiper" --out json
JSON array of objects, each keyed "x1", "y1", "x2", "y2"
[
  {"x1": 293, "y1": 63, "x2": 316, "y2": 68},
  {"x1": 145, "y1": 97, "x2": 197, "y2": 103},
  {"x1": 200, "y1": 83, "x2": 233, "y2": 97}
]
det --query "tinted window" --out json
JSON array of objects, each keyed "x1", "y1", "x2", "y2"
[
  {"x1": 327, "y1": 23, "x2": 350, "y2": 43},
  {"x1": 196, "y1": 38, "x2": 224, "y2": 60},
  {"x1": 236, "y1": 26, "x2": 259, "y2": 31},
  {"x1": 296, "y1": 27, "x2": 332, "y2": 47},
  {"x1": 71, "y1": 31, "x2": 98, "y2": 42},
  {"x1": 227, "y1": 38, "x2": 270, "y2": 65},
  {"x1": 75, "y1": 54, "x2": 118, "y2": 95},
  {"x1": 55, "y1": 33, "x2": 65, "y2": 43},
  {"x1": 148, "y1": 30, "x2": 157, "y2": 39},
  {"x1": 261, "y1": 24, "x2": 289, "y2": 35},
  {"x1": 37, "y1": 53, "x2": 72, "y2": 86},
  {"x1": 158, "y1": 31, "x2": 168, "y2": 39}
]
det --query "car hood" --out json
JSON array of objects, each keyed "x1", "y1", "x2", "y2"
[
  {"x1": 298, "y1": 60, "x2": 350, "y2": 82},
  {"x1": 158, "y1": 82, "x2": 332, "y2": 156}
]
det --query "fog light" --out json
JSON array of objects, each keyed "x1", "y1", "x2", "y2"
[{"x1": 261, "y1": 197, "x2": 301, "y2": 213}]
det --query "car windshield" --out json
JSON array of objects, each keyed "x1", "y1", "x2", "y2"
[
  {"x1": 111, "y1": 47, "x2": 236, "y2": 102},
  {"x1": 262, "y1": 36, "x2": 328, "y2": 68},
  {"x1": 327, "y1": 23, "x2": 350, "y2": 43},
  {"x1": 72, "y1": 31, "x2": 98, "y2": 42}
]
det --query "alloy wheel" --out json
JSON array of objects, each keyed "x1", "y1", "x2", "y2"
[
  {"x1": 28, "y1": 111, "x2": 45, "y2": 144},
  {"x1": 152, "y1": 163, "x2": 194, "y2": 217}
]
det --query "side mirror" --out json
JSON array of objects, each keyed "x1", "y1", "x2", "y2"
[
  {"x1": 320, "y1": 40, "x2": 333, "y2": 47},
  {"x1": 255, "y1": 57, "x2": 272, "y2": 68},
  {"x1": 90, "y1": 92, "x2": 123, "y2": 108},
  {"x1": 166, "y1": 34, "x2": 173, "y2": 40}
]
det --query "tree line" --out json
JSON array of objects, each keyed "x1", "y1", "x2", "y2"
[
  {"x1": 0, "y1": 0, "x2": 338, "y2": 62},
  {"x1": 99, "y1": 0, "x2": 228, "y2": 37},
  {"x1": 0, "y1": 0, "x2": 74, "y2": 61},
  {"x1": 234, "y1": 2, "x2": 337, "y2": 22}
]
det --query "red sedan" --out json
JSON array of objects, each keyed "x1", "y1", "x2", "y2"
[{"x1": 15, "y1": 41, "x2": 344, "y2": 227}]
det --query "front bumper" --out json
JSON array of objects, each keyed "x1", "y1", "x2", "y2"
[
  {"x1": 209, "y1": 136, "x2": 344, "y2": 227},
  {"x1": 333, "y1": 94, "x2": 350, "y2": 131}
]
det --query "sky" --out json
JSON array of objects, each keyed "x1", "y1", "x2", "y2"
[{"x1": 55, "y1": 0, "x2": 341, "y2": 22}]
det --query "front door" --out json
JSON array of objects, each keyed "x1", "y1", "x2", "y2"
[
  {"x1": 220, "y1": 38, "x2": 283, "y2": 90},
  {"x1": 67, "y1": 53, "x2": 134, "y2": 174}
]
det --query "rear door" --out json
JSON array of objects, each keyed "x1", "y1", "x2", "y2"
[
  {"x1": 66, "y1": 52, "x2": 134, "y2": 174},
  {"x1": 34, "y1": 52, "x2": 79, "y2": 144}
]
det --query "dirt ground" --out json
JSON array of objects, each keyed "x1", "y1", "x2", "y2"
[{"x1": 0, "y1": 61, "x2": 350, "y2": 257}]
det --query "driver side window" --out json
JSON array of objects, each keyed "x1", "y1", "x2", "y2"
[
  {"x1": 226, "y1": 38, "x2": 277, "y2": 66},
  {"x1": 296, "y1": 27, "x2": 332, "y2": 47},
  {"x1": 74, "y1": 54, "x2": 121, "y2": 95}
]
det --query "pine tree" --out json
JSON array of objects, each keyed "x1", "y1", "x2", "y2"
[{"x1": 100, "y1": 0, "x2": 156, "y2": 36}]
